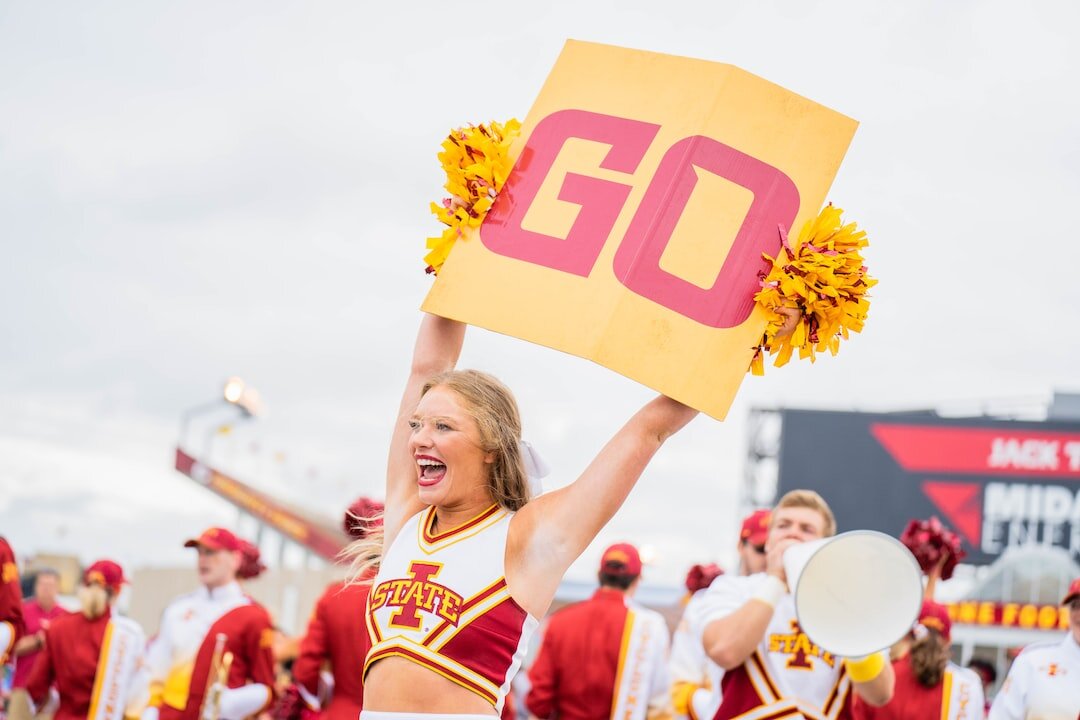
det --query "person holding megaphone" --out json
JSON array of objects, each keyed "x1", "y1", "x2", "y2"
[{"x1": 690, "y1": 490, "x2": 896, "y2": 718}]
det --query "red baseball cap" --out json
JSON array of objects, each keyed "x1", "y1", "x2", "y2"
[
  {"x1": 184, "y1": 527, "x2": 242, "y2": 553},
  {"x1": 83, "y1": 560, "x2": 127, "y2": 593},
  {"x1": 599, "y1": 543, "x2": 642, "y2": 578},
  {"x1": 918, "y1": 600, "x2": 952, "y2": 642},
  {"x1": 1062, "y1": 577, "x2": 1080, "y2": 605},
  {"x1": 740, "y1": 510, "x2": 771, "y2": 546}
]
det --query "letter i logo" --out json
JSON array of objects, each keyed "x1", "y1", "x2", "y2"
[{"x1": 389, "y1": 562, "x2": 442, "y2": 629}]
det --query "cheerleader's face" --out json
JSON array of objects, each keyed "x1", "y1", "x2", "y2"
[{"x1": 409, "y1": 386, "x2": 494, "y2": 508}]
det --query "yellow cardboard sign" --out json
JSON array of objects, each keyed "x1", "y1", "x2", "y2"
[{"x1": 422, "y1": 40, "x2": 858, "y2": 419}]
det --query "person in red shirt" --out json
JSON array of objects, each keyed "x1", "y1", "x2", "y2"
[
  {"x1": 526, "y1": 542, "x2": 671, "y2": 720},
  {"x1": 852, "y1": 601, "x2": 984, "y2": 720},
  {"x1": 9, "y1": 569, "x2": 71, "y2": 720},
  {"x1": 292, "y1": 498, "x2": 382, "y2": 720},
  {"x1": 26, "y1": 561, "x2": 137, "y2": 720},
  {"x1": 1, "y1": 536, "x2": 26, "y2": 664},
  {"x1": 178, "y1": 537, "x2": 277, "y2": 720}
]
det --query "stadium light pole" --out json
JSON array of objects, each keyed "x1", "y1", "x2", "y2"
[{"x1": 179, "y1": 376, "x2": 264, "y2": 458}]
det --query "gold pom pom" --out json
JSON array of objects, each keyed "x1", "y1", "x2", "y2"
[
  {"x1": 750, "y1": 204, "x2": 877, "y2": 375},
  {"x1": 424, "y1": 119, "x2": 521, "y2": 275}
]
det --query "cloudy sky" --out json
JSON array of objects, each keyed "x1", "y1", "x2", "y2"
[{"x1": 2, "y1": 0, "x2": 1078, "y2": 587}]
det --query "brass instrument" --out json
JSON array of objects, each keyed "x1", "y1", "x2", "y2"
[{"x1": 200, "y1": 634, "x2": 234, "y2": 720}]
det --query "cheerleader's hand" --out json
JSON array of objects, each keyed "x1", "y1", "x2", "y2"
[{"x1": 774, "y1": 307, "x2": 801, "y2": 339}]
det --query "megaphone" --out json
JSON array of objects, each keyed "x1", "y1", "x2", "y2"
[{"x1": 783, "y1": 530, "x2": 923, "y2": 657}]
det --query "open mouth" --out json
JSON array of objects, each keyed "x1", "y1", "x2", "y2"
[{"x1": 417, "y1": 456, "x2": 447, "y2": 486}]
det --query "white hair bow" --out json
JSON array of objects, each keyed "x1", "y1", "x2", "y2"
[{"x1": 520, "y1": 440, "x2": 550, "y2": 497}]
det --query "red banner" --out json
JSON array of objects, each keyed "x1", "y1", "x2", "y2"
[
  {"x1": 175, "y1": 448, "x2": 346, "y2": 560},
  {"x1": 871, "y1": 425, "x2": 1080, "y2": 478}
]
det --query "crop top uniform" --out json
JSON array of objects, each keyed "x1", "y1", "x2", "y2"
[{"x1": 365, "y1": 504, "x2": 539, "y2": 715}]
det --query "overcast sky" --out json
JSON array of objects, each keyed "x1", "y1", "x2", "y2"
[{"x1": 2, "y1": 0, "x2": 1078, "y2": 588}]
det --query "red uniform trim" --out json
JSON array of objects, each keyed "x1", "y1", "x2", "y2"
[
  {"x1": 750, "y1": 650, "x2": 782, "y2": 701},
  {"x1": 364, "y1": 646, "x2": 498, "y2": 706},
  {"x1": 422, "y1": 577, "x2": 508, "y2": 647},
  {"x1": 438, "y1": 598, "x2": 526, "y2": 688},
  {"x1": 822, "y1": 665, "x2": 847, "y2": 716},
  {"x1": 421, "y1": 504, "x2": 500, "y2": 544}
]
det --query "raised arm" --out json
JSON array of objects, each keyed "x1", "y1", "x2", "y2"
[
  {"x1": 509, "y1": 395, "x2": 698, "y2": 613},
  {"x1": 383, "y1": 313, "x2": 466, "y2": 545}
]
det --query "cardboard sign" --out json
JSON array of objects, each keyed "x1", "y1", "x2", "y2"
[{"x1": 422, "y1": 40, "x2": 858, "y2": 419}]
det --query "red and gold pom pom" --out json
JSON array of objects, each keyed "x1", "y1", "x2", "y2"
[
  {"x1": 899, "y1": 516, "x2": 967, "y2": 581},
  {"x1": 424, "y1": 119, "x2": 522, "y2": 275},
  {"x1": 750, "y1": 204, "x2": 876, "y2": 375},
  {"x1": 684, "y1": 562, "x2": 724, "y2": 595}
]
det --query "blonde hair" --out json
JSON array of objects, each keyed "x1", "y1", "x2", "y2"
[
  {"x1": 774, "y1": 489, "x2": 837, "y2": 537},
  {"x1": 346, "y1": 369, "x2": 529, "y2": 583},
  {"x1": 344, "y1": 511, "x2": 384, "y2": 583}
]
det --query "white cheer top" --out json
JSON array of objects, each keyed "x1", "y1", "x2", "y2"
[{"x1": 365, "y1": 504, "x2": 539, "y2": 713}]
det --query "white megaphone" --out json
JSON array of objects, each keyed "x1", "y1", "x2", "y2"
[{"x1": 783, "y1": 530, "x2": 923, "y2": 657}]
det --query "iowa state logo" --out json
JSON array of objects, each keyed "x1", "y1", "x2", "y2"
[
  {"x1": 370, "y1": 561, "x2": 464, "y2": 628},
  {"x1": 1038, "y1": 662, "x2": 1068, "y2": 677},
  {"x1": 768, "y1": 620, "x2": 836, "y2": 670}
]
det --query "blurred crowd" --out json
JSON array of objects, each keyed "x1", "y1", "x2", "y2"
[{"x1": 2, "y1": 488, "x2": 1078, "y2": 720}]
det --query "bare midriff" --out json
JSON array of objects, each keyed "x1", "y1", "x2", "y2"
[{"x1": 362, "y1": 656, "x2": 499, "y2": 715}]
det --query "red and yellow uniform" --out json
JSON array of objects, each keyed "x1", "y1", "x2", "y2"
[
  {"x1": 365, "y1": 504, "x2": 539, "y2": 715},
  {"x1": 26, "y1": 560, "x2": 142, "y2": 720},
  {"x1": 1, "y1": 536, "x2": 25, "y2": 662},
  {"x1": 689, "y1": 574, "x2": 855, "y2": 719},
  {"x1": 25, "y1": 607, "x2": 111, "y2": 720},
  {"x1": 854, "y1": 601, "x2": 983, "y2": 720},
  {"x1": 293, "y1": 580, "x2": 372, "y2": 720},
  {"x1": 854, "y1": 658, "x2": 983, "y2": 720},
  {"x1": 526, "y1": 587, "x2": 671, "y2": 720},
  {"x1": 178, "y1": 602, "x2": 276, "y2": 720},
  {"x1": 146, "y1": 582, "x2": 251, "y2": 720}
]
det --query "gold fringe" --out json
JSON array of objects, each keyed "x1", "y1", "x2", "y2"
[
  {"x1": 424, "y1": 119, "x2": 521, "y2": 275},
  {"x1": 751, "y1": 204, "x2": 876, "y2": 375}
]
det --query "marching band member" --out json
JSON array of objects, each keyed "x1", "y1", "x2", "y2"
[
  {"x1": 852, "y1": 601, "x2": 983, "y2": 719},
  {"x1": 177, "y1": 537, "x2": 276, "y2": 720},
  {"x1": 691, "y1": 490, "x2": 895, "y2": 719},
  {"x1": 670, "y1": 510, "x2": 769, "y2": 720},
  {"x1": 26, "y1": 560, "x2": 146, "y2": 720},
  {"x1": 292, "y1": 498, "x2": 383, "y2": 720},
  {"x1": 10, "y1": 569, "x2": 70, "y2": 720},
  {"x1": 1, "y1": 535, "x2": 26, "y2": 664},
  {"x1": 525, "y1": 543, "x2": 672, "y2": 720},
  {"x1": 988, "y1": 576, "x2": 1080, "y2": 720},
  {"x1": 141, "y1": 528, "x2": 252, "y2": 720},
  {"x1": 356, "y1": 308, "x2": 784, "y2": 717},
  {"x1": 669, "y1": 563, "x2": 724, "y2": 720}
]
